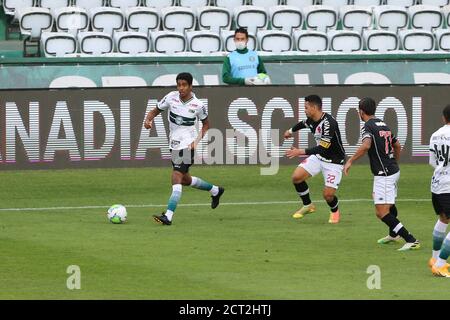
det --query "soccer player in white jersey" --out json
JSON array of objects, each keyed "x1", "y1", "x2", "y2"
[
  {"x1": 144, "y1": 73, "x2": 224, "y2": 225},
  {"x1": 428, "y1": 105, "x2": 450, "y2": 277}
]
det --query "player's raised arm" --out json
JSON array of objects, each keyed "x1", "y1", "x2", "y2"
[{"x1": 284, "y1": 120, "x2": 307, "y2": 139}]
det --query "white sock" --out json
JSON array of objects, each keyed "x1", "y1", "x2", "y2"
[
  {"x1": 432, "y1": 220, "x2": 448, "y2": 259},
  {"x1": 432, "y1": 250, "x2": 440, "y2": 260},
  {"x1": 190, "y1": 176, "x2": 198, "y2": 186},
  {"x1": 210, "y1": 185, "x2": 219, "y2": 196},
  {"x1": 165, "y1": 210, "x2": 174, "y2": 221}
]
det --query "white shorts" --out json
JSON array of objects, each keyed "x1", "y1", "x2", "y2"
[
  {"x1": 373, "y1": 171, "x2": 400, "y2": 205},
  {"x1": 299, "y1": 155, "x2": 343, "y2": 189}
]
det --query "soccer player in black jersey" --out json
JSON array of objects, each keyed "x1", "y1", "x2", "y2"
[
  {"x1": 344, "y1": 97, "x2": 420, "y2": 251},
  {"x1": 284, "y1": 95, "x2": 346, "y2": 224}
]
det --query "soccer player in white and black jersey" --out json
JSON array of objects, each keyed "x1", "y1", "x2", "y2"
[
  {"x1": 428, "y1": 105, "x2": 450, "y2": 277},
  {"x1": 284, "y1": 95, "x2": 346, "y2": 224},
  {"x1": 144, "y1": 73, "x2": 224, "y2": 225},
  {"x1": 344, "y1": 97, "x2": 420, "y2": 251}
]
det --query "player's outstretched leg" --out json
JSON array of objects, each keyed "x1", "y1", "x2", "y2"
[
  {"x1": 377, "y1": 205, "x2": 401, "y2": 244},
  {"x1": 190, "y1": 176, "x2": 224, "y2": 209},
  {"x1": 291, "y1": 167, "x2": 315, "y2": 219},
  {"x1": 323, "y1": 187, "x2": 340, "y2": 224}
]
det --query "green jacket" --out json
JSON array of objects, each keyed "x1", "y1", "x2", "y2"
[{"x1": 222, "y1": 48, "x2": 267, "y2": 85}]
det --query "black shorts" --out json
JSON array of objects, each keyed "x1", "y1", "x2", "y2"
[
  {"x1": 171, "y1": 148, "x2": 195, "y2": 174},
  {"x1": 432, "y1": 193, "x2": 450, "y2": 218}
]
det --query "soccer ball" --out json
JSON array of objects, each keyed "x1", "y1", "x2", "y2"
[
  {"x1": 107, "y1": 204, "x2": 127, "y2": 224},
  {"x1": 253, "y1": 73, "x2": 271, "y2": 85}
]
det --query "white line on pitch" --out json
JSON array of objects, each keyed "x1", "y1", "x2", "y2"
[{"x1": 0, "y1": 198, "x2": 431, "y2": 212}]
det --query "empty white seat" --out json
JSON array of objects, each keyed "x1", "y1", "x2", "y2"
[
  {"x1": 151, "y1": 31, "x2": 187, "y2": 54},
  {"x1": 293, "y1": 29, "x2": 328, "y2": 52},
  {"x1": 373, "y1": 5, "x2": 409, "y2": 31},
  {"x1": 89, "y1": 7, "x2": 125, "y2": 36},
  {"x1": 234, "y1": 5, "x2": 268, "y2": 34},
  {"x1": 125, "y1": 7, "x2": 160, "y2": 35},
  {"x1": 320, "y1": 0, "x2": 349, "y2": 9},
  {"x1": 363, "y1": 29, "x2": 399, "y2": 52},
  {"x1": 144, "y1": 0, "x2": 175, "y2": 10},
  {"x1": 385, "y1": 0, "x2": 417, "y2": 7},
  {"x1": 39, "y1": 0, "x2": 70, "y2": 10},
  {"x1": 72, "y1": 0, "x2": 105, "y2": 11},
  {"x1": 269, "y1": 5, "x2": 303, "y2": 33},
  {"x1": 197, "y1": 6, "x2": 231, "y2": 32},
  {"x1": 399, "y1": 29, "x2": 435, "y2": 51},
  {"x1": 434, "y1": 28, "x2": 450, "y2": 50},
  {"x1": 328, "y1": 30, "x2": 362, "y2": 52},
  {"x1": 53, "y1": 7, "x2": 89, "y2": 35},
  {"x1": 303, "y1": 5, "x2": 338, "y2": 32},
  {"x1": 251, "y1": 0, "x2": 280, "y2": 8},
  {"x1": 257, "y1": 29, "x2": 292, "y2": 53},
  {"x1": 78, "y1": 31, "x2": 113, "y2": 55},
  {"x1": 178, "y1": 0, "x2": 209, "y2": 9},
  {"x1": 285, "y1": 0, "x2": 314, "y2": 9},
  {"x1": 221, "y1": 30, "x2": 257, "y2": 51},
  {"x1": 421, "y1": 0, "x2": 449, "y2": 6},
  {"x1": 109, "y1": 0, "x2": 141, "y2": 10},
  {"x1": 408, "y1": 5, "x2": 442, "y2": 30},
  {"x1": 339, "y1": 5, "x2": 373, "y2": 32},
  {"x1": 18, "y1": 7, "x2": 53, "y2": 38},
  {"x1": 215, "y1": 0, "x2": 246, "y2": 11},
  {"x1": 161, "y1": 6, "x2": 196, "y2": 33},
  {"x1": 3, "y1": 0, "x2": 34, "y2": 16},
  {"x1": 352, "y1": 0, "x2": 383, "y2": 7},
  {"x1": 41, "y1": 31, "x2": 77, "y2": 57},
  {"x1": 186, "y1": 30, "x2": 221, "y2": 54},
  {"x1": 114, "y1": 31, "x2": 150, "y2": 54}
]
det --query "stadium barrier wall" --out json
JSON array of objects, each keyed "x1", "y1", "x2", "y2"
[
  {"x1": 0, "y1": 85, "x2": 444, "y2": 170},
  {"x1": 2, "y1": 58, "x2": 450, "y2": 88}
]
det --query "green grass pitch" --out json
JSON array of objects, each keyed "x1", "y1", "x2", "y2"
[{"x1": 0, "y1": 164, "x2": 449, "y2": 300}]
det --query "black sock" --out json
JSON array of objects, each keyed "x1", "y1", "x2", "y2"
[
  {"x1": 294, "y1": 182, "x2": 311, "y2": 206},
  {"x1": 327, "y1": 196, "x2": 339, "y2": 213},
  {"x1": 388, "y1": 205, "x2": 398, "y2": 237},
  {"x1": 381, "y1": 213, "x2": 416, "y2": 243}
]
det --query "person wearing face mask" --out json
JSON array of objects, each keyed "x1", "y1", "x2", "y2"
[{"x1": 222, "y1": 27, "x2": 268, "y2": 86}]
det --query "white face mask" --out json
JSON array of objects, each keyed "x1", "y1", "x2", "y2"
[{"x1": 234, "y1": 41, "x2": 247, "y2": 50}]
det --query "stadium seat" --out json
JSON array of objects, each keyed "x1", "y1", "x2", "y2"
[
  {"x1": 78, "y1": 31, "x2": 113, "y2": 56},
  {"x1": 339, "y1": 5, "x2": 373, "y2": 32},
  {"x1": 53, "y1": 7, "x2": 89, "y2": 36},
  {"x1": 197, "y1": 6, "x2": 232, "y2": 33},
  {"x1": 125, "y1": 7, "x2": 160, "y2": 35},
  {"x1": 257, "y1": 29, "x2": 293, "y2": 53},
  {"x1": 422, "y1": 0, "x2": 449, "y2": 5},
  {"x1": 3, "y1": 0, "x2": 34, "y2": 17},
  {"x1": 215, "y1": 0, "x2": 246, "y2": 12},
  {"x1": 41, "y1": 31, "x2": 77, "y2": 57},
  {"x1": 161, "y1": 6, "x2": 196, "y2": 33},
  {"x1": 293, "y1": 29, "x2": 328, "y2": 52},
  {"x1": 178, "y1": 0, "x2": 209, "y2": 9},
  {"x1": 114, "y1": 31, "x2": 150, "y2": 54},
  {"x1": 144, "y1": 0, "x2": 176, "y2": 11},
  {"x1": 109, "y1": 0, "x2": 141, "y2": 10},
  {"x1": 221, "y1": 29, "x2": 257, "y2": 51},
  {"x1": 328, "y1": 30, "x2": 362, "y2": 52},
  {"x1": 352, "y1": 0, "x2": 383, "y2": 7},
  {"x1": 89, "y1": 7, "x2": 125, "y2": 36},
  {"x1": 320, "y1": 0, "x2": 349, "y2": 9},
  {"x1": 434, "y1": 28, "x2": 450, "y2": 50},
  {"x1": 373, "y1": 5, "x2": 409, "y2": 31},
  {"x1": 38, "y1": 0, "x2": 70, "y2": 10},
  {"x1": 18, "y1": 7, "x2": 53, "y2": 38},
  {"x1": 234, "y1": 5, "x2": 269, "y2": 34},
  {"x1": 303, "y1": 5, "x2": 338, "y2": 32},
  {"x1": 186, "y1": 30, "x2": 222, "y2": 54},
  {"x1": 72, "y1": 0, "x2": 105, "y2": 11},
  {"x1": 151, "y1": 31, "x2": 187, "y2": 54},
  {"x1": 384, "y1": 0, "x2": 417, "y2": 7},
  {"x1": 269, "y1": 5, "x2": 303, "y2": 33},
  {"x1": 408, "y1": 5, "x2": 443, "y2": 30},
  {"x1": 363, "y1": 29, "x2": 399, "y2": 52},
  {"x1": 284, "y1": 0, "x2": 314, "y2": 9},
  {"x1": 251, "y1": 0, "x2": 280, "y2": 8},
  {"x1": 398, "y1": 29, "x2": 435, "y2": 52}
]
